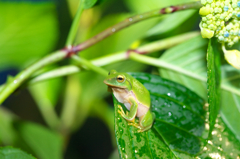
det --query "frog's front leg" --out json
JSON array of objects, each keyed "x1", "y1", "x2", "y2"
[{"x1": 118, "y1": 97, "x2": 138, "y2": 123}]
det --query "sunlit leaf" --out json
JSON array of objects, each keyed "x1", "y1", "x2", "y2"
[{"x1": 147, "y1": 10, "x2": 196, "y2": 36}]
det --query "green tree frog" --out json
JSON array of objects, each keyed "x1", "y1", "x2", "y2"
[{"x1": 104, "y1": 70, "x2": 154, "y2": 132}]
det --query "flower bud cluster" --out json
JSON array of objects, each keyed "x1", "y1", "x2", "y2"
[{"x1": 199, "y1": 0, "x2": 240, "y2": 47}]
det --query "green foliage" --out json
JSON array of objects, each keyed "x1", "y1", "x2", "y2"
[
  {"x1": 207, "y1": 39, "x2": 221, "y2": 137},
  {"x1": 14, "y1": 122, "x2": 63, "y2": 159},
  {"x1": 0, "y1": 0, "x2": 239, "y2": 158},
  {"x1": 0, "y1": 146, "x2": 36, "y2": 159},
  {"x1": 159, "y1": 35, "x2": 240, "y2": 141},
  {"x1": 114, "y1": 73, "x2": 240, "y2": 159},
  {"x1": 0, "y1": 1, "x2": 58, "y2": 69}
]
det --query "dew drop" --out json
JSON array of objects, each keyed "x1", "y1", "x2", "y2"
[
  {"x1": 135, "y1": 150, "x2": 138, "y2": 153},
  {"x1": 168, "y1": 112, "x2": 172, "y2": 116},
  {"x1": 183, "y1": 105, "x2": 186, "y2": 108},
  {"x1": 13, "y1": 80, "x2": 18, "y2": 84},
  {"x1": 112, "y1": 28, "x2": 116, "y2": 32},
  {"x1": 167, "y1": 93, "x2": 171, "y2": 96},
  {"x1": 207, "y1": 140, "x2": 213, "y2": 145},
  {"x1": 211, "y1": 130, "x2": 217, "y2": 135},
  {"x1": 122, "y1": 148, "x2": 125, "y2": 151},
  {"x1": 129, "y1": 18, "x2": 133, "y2": 22}
]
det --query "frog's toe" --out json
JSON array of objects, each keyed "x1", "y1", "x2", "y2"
[
  {"x1": 118, "y1": 110, "x2": 124, "y2": 116},
  {"x1": 117, "y1": 105, "x2": 125, "y2": 114},
  {"x1": 117, "y1": 105, "x2": 123, "y2": 109},
  {"x1": 137, "y1": 129, "x2": 144, "y2": 133},
  {"x1": 128, "y1": 122, "x2": 141, "y2": 129}
]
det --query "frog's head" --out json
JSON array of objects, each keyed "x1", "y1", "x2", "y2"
[{"x1": 104, "y1": 70, "x2": 132, "y2": 90}]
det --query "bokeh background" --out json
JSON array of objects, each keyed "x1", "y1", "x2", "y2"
[{"x1": 0, "y1": 0, "x2": 199, "y2": 158}]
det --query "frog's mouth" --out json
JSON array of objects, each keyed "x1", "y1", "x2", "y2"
[{"x1": 103, "y1": 80, "x2": 127, "y2": 88}]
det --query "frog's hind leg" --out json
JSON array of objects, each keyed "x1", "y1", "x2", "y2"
[{"x1": 138, "y1": 111, "x2": 155, "y2": 132}]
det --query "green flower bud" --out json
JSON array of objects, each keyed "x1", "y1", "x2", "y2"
[
  {"x1": 201, "y1": 28, "x2": 214, "y2": 38},
  {"x1": 200, "y1": 6, "x2": 211, "y2": 15}
]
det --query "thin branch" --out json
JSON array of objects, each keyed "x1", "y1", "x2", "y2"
[
  {"x1": 0, "y1": 50, "x2": 67, "y2": 105},
  {"x1": 28, "y1": 32, "x2": 200, "y2": 84},
  {"x1": 66, "y1": 1, "x2": 202, "y2": 55},
  {"x1": 65, "y1": 0, "x2": 84, "y2": 46},
  {"x1": 71, "y1": 55, "x2": 108, "y2": 76}
]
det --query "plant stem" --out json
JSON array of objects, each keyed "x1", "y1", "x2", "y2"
[
  {"x1": 71, "y1": 1, "x2": 202, "y2": 53},
  {"x1": 20, "y1": 32, "x2": 201, "y2": 84},
  {"x1": 60, "y1": 75, "x2": 81, "y2": 132},
  {"x1": 29, "y1": 85, "x2": 60, "y2": 130},
  {"x1": 129, "y1": 53, "x2": 206, "y2": 82},
  {"x1": 71, "y1": 55, "x2": 108, "y2": 77},
  {"x1": 65, "y1": 0, "x2": 84, "y2": 46},
  {"x1": 0, "y1": 50, "x2": 67, "y2": 105},
  {"x1": 29, "y1": 65, "x2": 81, "y2": 84}
]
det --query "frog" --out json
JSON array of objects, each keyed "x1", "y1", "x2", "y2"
[{"x1": 104, "y1": 70, "x2": 155, "y2": 132}]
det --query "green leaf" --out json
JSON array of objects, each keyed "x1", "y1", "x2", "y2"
[
  {"x1": 124, "y1": 0, "x2": 196, "y2": 37},
  {"x1": 84, "y1": 0, "x2": 98, "y2": 9},
  {"x1": 0, "y1": 108, "x2": 17, "y2": 145},
  {"x1": 158, "y1": 35, "x2": 240, "y2": 141},
  {"x1": 220, "y1": 65, "x2": 240, "y2": 140},
  {"x1": 147, "y1": 10, "x2": 196, "y2": 36},
  {"x1": 0, "y1": 146, "x2": 36, "y2": 159},
  {"x1": 114, "y1": 73, "x2": 205, "y2": 158},
  {"x1": 206, "y1": 39, "x2": 221, "y2": 137},
  {"x1": 0, "y1": 2, "x2": 58, "y2": 69},
  {"x1": 15, "y1": 122, "x2": 63, "y2": 159}
]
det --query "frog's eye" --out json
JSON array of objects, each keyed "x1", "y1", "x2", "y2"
[{"x1": 117, "y1": 75, "x2": 125, "y2": 83}]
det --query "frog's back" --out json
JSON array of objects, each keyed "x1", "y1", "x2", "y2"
[{"x1": 129, "y1": 75, "x2": 151, "y2": 107}]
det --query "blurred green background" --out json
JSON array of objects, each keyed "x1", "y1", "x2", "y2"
[{"x1": 0, "y1": 0, "x2": 201, "y2": 158}]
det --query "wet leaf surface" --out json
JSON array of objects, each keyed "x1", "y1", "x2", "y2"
[
  {"x1": 114, "y1": 73, "x2": 240, "y2": 158},
  {"x1": 114, "y1": 73, "x2": 205, "y2": 158}
]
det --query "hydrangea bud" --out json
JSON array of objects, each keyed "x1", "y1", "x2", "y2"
[{"x1": 199, "y1": 0, "x2": 240, "y2": 46}]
